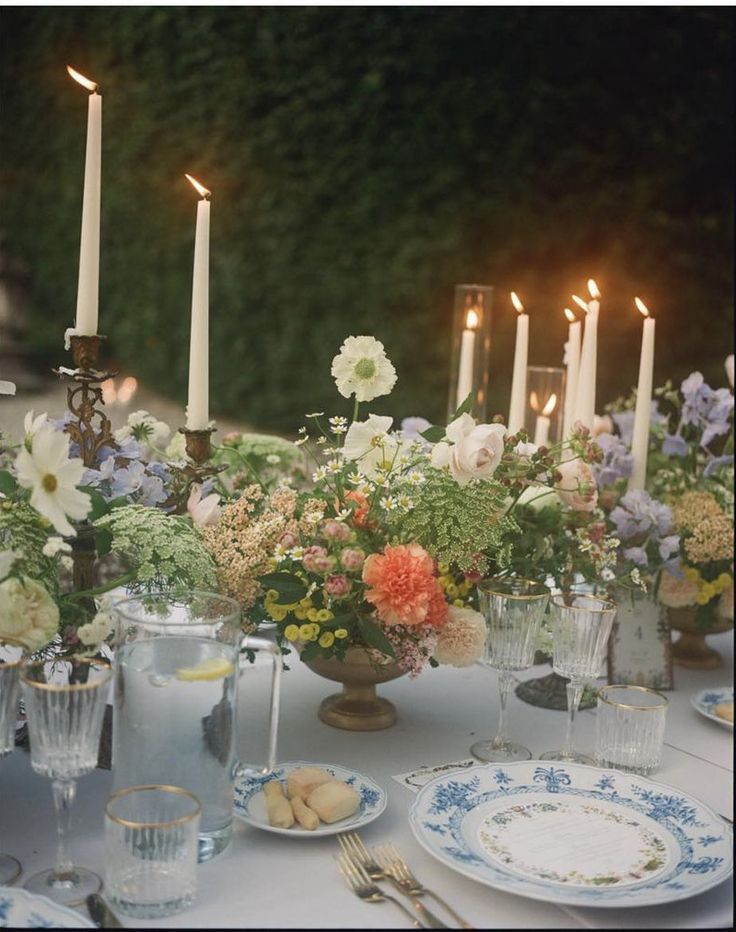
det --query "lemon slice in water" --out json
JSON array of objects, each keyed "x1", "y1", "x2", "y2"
[{"x1": 175, "y1": 657, "x2": 235, "y2": 682}]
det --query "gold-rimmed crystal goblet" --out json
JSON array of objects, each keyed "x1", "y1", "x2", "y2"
[
  {"x1": 471, "y1": 577, "x2": 550, "y2": 762},
  {"x1": 1, "y1": 651, "x2": 23, "y2": 885},
  {"x1": 20, "y1": 656, "x2": 112, "y2": 906},
  {"x1": 541, "y1": 592, "x2": 617, "y2": 764}
]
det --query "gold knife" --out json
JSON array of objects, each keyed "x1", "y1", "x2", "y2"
[{"x1": 86, "y1": 893, "x2": 124, "y2": 929}]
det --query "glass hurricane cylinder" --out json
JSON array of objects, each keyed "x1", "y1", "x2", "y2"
[
  {"x1": 525, "y1": 366, "x2": 565, "y2": 447},
  {"x1": 471, "y1": 577, "x2": 550, "y2": 763},
  {"x1": 542, "y1": 593, "x2": 617, "y2": 764},
  {"x1": 447, "y1": 284, "x2": 493, "y2": 422}
]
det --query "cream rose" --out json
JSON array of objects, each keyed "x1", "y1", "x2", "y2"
[
  {"x1": 657, "y1": 569, "x2": 698, "y2": 609},
  {"x1": 0, "y1": 577, "x2": 59, "y2": 651},
  {"x1": 431, "y1": 414, "x2": 506, "y2": 486},
  {"x1": 555, "y1": 458, "x2": 598, "y2": 512}
]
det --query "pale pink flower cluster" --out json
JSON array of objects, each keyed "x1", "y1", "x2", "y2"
[
  {"x1": 379, "y1": 623, "x2": 439, "y2": 678},
  {"x1": 202, "y1": 486, "x2": 324, "y2": 608},
  {"x1": 433, "y1": 606, "x2": 487, "y2": 667},
  {"x1": 303, "y1": 546, "x2": 335, "y2": 574},
  {"x1": 324, "y1": 574, "x2": 352, "y2": 598},
  {"x1": 340, "y1": 547, "x2": 366, "y2": 571},
  {"x1": 321, "y1": 519, "x2": 351, "y2": 542}
]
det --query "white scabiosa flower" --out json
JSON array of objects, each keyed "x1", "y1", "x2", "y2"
[
  {"x1": 15, "y1": 423, "x2": 91, "y2": 536},
  {"x1": 115, "y1": 409, "x2": 171, "y2": 455},
  {"x1": 331, "y1": 336, "x2": 397, "y2": 402}
]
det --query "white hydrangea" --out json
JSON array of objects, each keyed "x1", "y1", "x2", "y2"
[{"x1": 76, "y1": 610, "x2": 115, "y2": 648}]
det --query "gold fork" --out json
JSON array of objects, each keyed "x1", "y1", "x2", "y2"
[
  {"x1": 335, "y1": 852, "x2": 423, "y2": 927},
  {"x1": 375, "y1": 842, "x2": 475, "y2": 929},
  {"x1": 339, "y1": 833, "x2": 448, "y2": 929}
]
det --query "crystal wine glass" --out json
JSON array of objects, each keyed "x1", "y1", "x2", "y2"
[
  {"x1": 1, "y1": 654, "x2": 23, "y2": 885},
  {"x1": 20, "y1": 656, "x2": 112, "y2": 906},
  {"x1": 471, "y1": 577, "x2": 550, "y2": 762},
  {"x1": 541, "y1": 592, "x2": 617, "y2": 764}
]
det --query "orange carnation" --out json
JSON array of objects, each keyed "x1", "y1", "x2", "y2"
[{"x1": 362, "y1": 543, "x2": 448, "y2": 629}]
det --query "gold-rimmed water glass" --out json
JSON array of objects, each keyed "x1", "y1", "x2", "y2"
[
  {"x1": 20, "y1": 656, "x2": 112, "y2": 906},
  {"x1": 471, "y1": 577, "x2": 550, "y2": 762},
  {"x1": 596, "y1": 684, "x2": 669, "y2": 775},
  {"x1": 1, "y1": 651, "x2": 23, "y2": 885},
  {"x1": 541, "y1": 593, "x2": 617, "y2": 764},
  {"x1": 104, "y1": 784, "x2": 201, "y2": 918}
]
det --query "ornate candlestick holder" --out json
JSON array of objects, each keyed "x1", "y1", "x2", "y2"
[
  {"x1": 167, "y1": 426, "x2": 225, "y2": 513},
  {"x1": 54, "y1": 334, "x2": 117, "y2": 597}
]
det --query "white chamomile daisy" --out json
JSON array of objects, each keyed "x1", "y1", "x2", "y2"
[{"x1": 330, "y1": 336, "x2": 397, "y2": 402}]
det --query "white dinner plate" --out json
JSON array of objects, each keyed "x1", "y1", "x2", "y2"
[
  {"x1": 409, "y1": 760, "x2": 732, "y2": 908},
  {"x1": 0, "y1": 887, "x2": 95, "y2": 928},
  {"x1": 234, "y1": 760, "x2": 386, "y2": 836},
  {"x1": 690, "y1": 686, "x2": 733, "y2": 729}
]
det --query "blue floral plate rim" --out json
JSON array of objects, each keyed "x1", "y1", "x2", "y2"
[
  {"x1": 690, "y1": 686, "x2": 733, "y2": 729},
  {"x1": 233, "y1": 759, "x2": 387, "y2": 836},
  {"x1": 409, "y1": 759, "x2": 732, "y2": 908},
  {"x1": 0, "y1": 886, "x2": 95, "y2": 928}
]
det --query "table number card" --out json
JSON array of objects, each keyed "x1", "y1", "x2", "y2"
[{"x1": 607, "y1": 594, "x2": 673, "y2": 690}]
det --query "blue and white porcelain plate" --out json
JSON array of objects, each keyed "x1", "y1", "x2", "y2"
[
  {"x1": 409, "y1": 761, "x2": 732, "y2": 907},
  {"x1": 0, "y1": 887, "x2": 95, "y2": 928},
  {"x1": 691, "y1": 687, "x2": 733, "y2": 729},
  {"x1": 234, "y1": 760, "x2": 386, "y2": 836}
]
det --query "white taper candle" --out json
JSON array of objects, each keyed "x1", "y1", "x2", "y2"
[
  {"x1": 185, "y1": 175, "x2": 211, "y2": 430},
  {"x1": 628, "y1": 298, "x2": 656, "y2": 491}
]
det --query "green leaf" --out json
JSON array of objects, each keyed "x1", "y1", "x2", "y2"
[
  {"x1": 420, "y1": 425, "x2": 446, "y2": 444},
  {"x1": 258, "y1": 572, "x2": 307, "y2": 604},
  {"x1": 0, "y1": 470, "x2": 17, "y2": 495},
  {"x1": 356, "y1": 615, "x2": 396, "y2": 659},
  {"x1": 95, "y1": 528, "x2": 112, "y2": 557},
  {"x1": 452, "y1": 392, "x2": 474, "y2": 418},
  {"x1": 299, "y1": 641, "x2": 320, "y2": 662}
]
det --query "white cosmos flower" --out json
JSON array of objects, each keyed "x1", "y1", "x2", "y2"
[
  {"x1": 342, "y1": 415, "x2": 402, "y2": 478},
  {"x1": 331, "y1": 336, "x2": 397, "y2": 402},
  {"x1": 24, "y1": 410, "x2": 49, "y2": 440},
  {"x1": 15, "y1": 423, "x2": 91, "y2": 536}
]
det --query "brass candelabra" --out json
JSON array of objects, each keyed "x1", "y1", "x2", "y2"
[
  {"x1": 168, "y1": 426, "x2": 225, "y2": 512},
  {"x1": 55, "y1": 334, "x2": 117, "y2": 598}
]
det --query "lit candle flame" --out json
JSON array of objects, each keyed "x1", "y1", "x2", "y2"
[
  {"x1": 185, "y1": 174, "x2": 211, "y2": 199},
  {"x1": 634, "y1": 297, "x2": 650, "y2": 318},
  {"x1": 530, "y1": 390, "x2": 539, "y2": 412},
  {"x1": 564, "y1": 307, "x2": 576, "y2": 323},
  {"x1": 510, "y1": 291, "x2": 524, "y2": 314},
  {"x1": 542, "y1": 393, "x2": 557, "y2": 416},
  {"x1": 118, "y1": 376, "x2": 138, "y2": 404},
  {"x1": 67, "y1": 65, "x2": 98, "y2": 93},
  {"x1": 571, "y1": 294, "x2": 590, "y2": 313},
  {"x1": 587, "y1": 278, "x2": 601, "y2": 300},
  {"x1": 465, "y1": 308, "x2": 479, "y2": 330}
]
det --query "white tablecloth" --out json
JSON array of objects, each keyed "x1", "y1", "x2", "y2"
[{"x1": 1, "y1": 633, "x2": 732, "y2": 929}]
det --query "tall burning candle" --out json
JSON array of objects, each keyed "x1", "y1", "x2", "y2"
[
  {"x1": 185, "y1": 174, "x2": 211, "y2": 430},
  {"x1": 507, "y1": 291, "x2": 529, "y2": 434},
  {"x1": 531, "y1": 392, "x2": 557, "y2": 446},
  {"x1": 572, "y1": 279, "x2": 600, "y2": 431},
  {"x1": 67, "y1": 66, "x2": 101, "y2": 336},
  {"x1": 628, "y1": 297, "x2": 656, "y2": 491},
  {"x1": 456, "y1": 307, "x2": 479, "y2": 409},
  {"x1": 562, "y1": 308, "x2": 581, "y2": 438}
]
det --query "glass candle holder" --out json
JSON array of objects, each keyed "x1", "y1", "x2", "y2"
[
  {"x1": 447, "y1": 284, "x2": 493, "y2": 422},
  {"x1": 105, "y1": 784, "x2": 201, "y2": 918},
  {"x1": 596, "y1": 685, "x2": 668, "y2": 775},
  {"x1": 525, "y1": 366, "x2": 565, "y2": 446}
]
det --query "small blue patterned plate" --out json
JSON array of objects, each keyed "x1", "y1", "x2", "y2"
[
  {"x1": 409, "y1": 760, "x2": 732, "y2": 907},
  {"x1": 234, "y1": 760, "x2": 386, "y2": 836},
  {"x1": 691, "y1": 687, "x2": 733, "y2": 729},
  {"x1": 0, "y1": 887, "x2": 95, "y2": 928}
]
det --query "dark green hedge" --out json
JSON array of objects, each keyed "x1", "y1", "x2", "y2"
[{"x1": 1, "y1": 7, "x2": 733, "y2": 431}]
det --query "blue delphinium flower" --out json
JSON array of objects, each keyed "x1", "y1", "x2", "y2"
[
  {"x1": 592, "y1": 432, "x2": 633, "y2": 487},
  {"x1": 662, "y1": 433, "x2": 688, "y2": 457}
]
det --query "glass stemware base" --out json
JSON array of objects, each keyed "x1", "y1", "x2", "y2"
[
  {"x1": 471, "y1": 738, "x2": 532, "y2": 763},
  {"x1": 0, "y1": 853, "x2": 22, "y2": 886},
  {"x1": 539, "y1": 749, "x2": 595, "y2": 765},
  {"x1": 24, "y1": 866, "x2": 102, "y2": 907}
]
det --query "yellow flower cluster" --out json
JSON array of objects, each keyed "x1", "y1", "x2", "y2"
[
  {"x1": 265, "y1": 592, "x2": 349, "y2": 649},
  {"x1": 437, "y1": 564, "x2": 474, "y2": 609},
  {"x1": 682, "y1": 567, "x2": 733, "y2": 606}
]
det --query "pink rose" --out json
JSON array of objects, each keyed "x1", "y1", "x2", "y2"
[
  {"x1": 321, "y1": 519, "x2": 351, "y2": 542},
  {"x1": 186, "y1": 483, "x2": 221, "y2": 527},
  {"x1": 430, "y1": 413, "x2": 506, "y2": 486},
  {"x1": 555, "y1": 458, "x2": 598, "y2": 512},
  {"x1": 302, "y1": 545, "x2": 335, "y2": 575},
  {"x1": 340, "y1": 547, "x2": 366, "y2": 572},
  {"x1": 324, "y1": 574, "x2": 352, "y2": 598},
  {"x1": 278, "y1": 530, "x2": 299, "y2": 550},
  {"x1": 593, "y1": 414, "x2": 614, "y2": 436}
]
